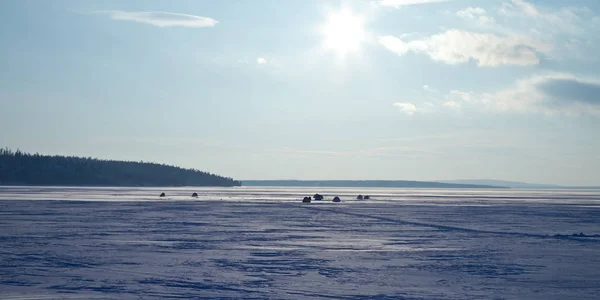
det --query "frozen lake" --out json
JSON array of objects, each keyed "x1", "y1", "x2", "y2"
[{"x1": 1, "y1": 186, "x2": 600, "y2": 299}]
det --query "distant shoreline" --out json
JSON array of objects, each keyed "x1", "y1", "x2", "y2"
[
  {"x1": 1, "y1": 183, "x2": 598, "y2": 190},
  {"x1": 241, "y1": 180, "x2": 506, "y2": 189}
]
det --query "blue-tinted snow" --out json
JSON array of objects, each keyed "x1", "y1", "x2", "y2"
[{"x1": 1, "y1": 186, "x2": 599, "y2": 299}]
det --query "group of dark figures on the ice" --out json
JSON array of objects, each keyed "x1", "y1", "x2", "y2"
[
  {"x1": 159, "y1": 192, "x2": 200, "y2": 198},
  {"x1": 157, "y1": 192, "x2": 370, "y2": 202},
  {"x1": 302, "y1": 193, "x2": 371, "y2": 203}
]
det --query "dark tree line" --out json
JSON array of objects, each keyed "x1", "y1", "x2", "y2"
[{"x1": 0, "y1": 148, "x2": 241, "y2": 187}]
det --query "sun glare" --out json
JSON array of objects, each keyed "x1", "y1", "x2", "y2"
[{"x1": 322, "y1": 10, "x2": 366, "y2": 58}]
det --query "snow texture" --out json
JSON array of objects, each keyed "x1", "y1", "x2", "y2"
[{"x1": 1, "y1": 186, "x2": 599, "y2": 299}]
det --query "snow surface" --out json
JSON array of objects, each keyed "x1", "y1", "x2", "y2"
[{"x1": 1, "y1": 186, "x2": 599, "y2": 299}]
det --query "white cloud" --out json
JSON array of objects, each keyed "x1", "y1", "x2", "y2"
[
  {"x1": 494, "y1": 74, "x2": 600, "y2": 115},
  {"x1": 448, "y1": 90, "x2": 476, "y2": 102},
  {"x1": 443, "y1": 101, "x2": 461, "y2": 109},
  {"x1": 444, "y1": 73, "x2": 600, "y2": 116},
  {"x1": 378, "y1": 29, "x2": 549, "y2": 67},
  {"x1": 456, "y1": 7, "x2": 495, "y2": 25},
  {"x1": 378, "y1": 36, "x2": 410, "y2": 56},
  {"x1": 423, "y1": 85, "x2": 438, "y2": 93},
  {"x1": 393, "y1": 102, "x2": 417, "y2": 115},
  {"x1": 257, "y1": 57, "x2": 267, "y2": 64},
  {"x1": 97, "y1": 11, "x2": 217, "y2": 28},
  {"x1": 457, "y1": 7, "x2": 486, "y2": 18},
  {"x1": 379, "y1": 0, "x2": 451, "y2": 8},
  {"x1": 504, "y1": 0, "x2": 539, "y2": 18}
]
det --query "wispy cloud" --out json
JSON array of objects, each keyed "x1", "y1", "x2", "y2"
[
  {"x1": 443, "y1": 74, "x2": 600, "y2": 116},
  {"x1": 444, "y1": 1, "x2": 597, "y2": 63},
  {"x1": 97, "y1": 11, "x2": 217, "y2": 28},
  {"x1": 378, "y1": 29, "x2": 549, "y2": 67},
  {"x1": 271, "y1": 145, "x2": 441, "y2": 158},
  {"x1": 447, "y1": 90, "x2": 476, "y2": 103},
  {"x1": 443, "y1": 101, "x2": 461, "y2": 109},
  {"x1": 393, "y1": 102, "x2": 417, "y2": 115},
  {"x1": 257, "y1": 57, "x2": 267, "y2": 64},
  {"x1": 502, "y1": 0, "x2": 540, "y2": 18},
  {"x1": 422, "y1": 85, "x2": 437, "y2": 93},
  {"x1": 92, "y1": 136, "x2": 246, "y2": 152},
  {"x1": 499, "y1": 0, "x2": 590, "y2": 35},
  {"x1": 456, "y1": 7, "x2": 495, "y2": 26},
  {"x1": 379, "y1": 0, "x2": 451, "y2": 8}
]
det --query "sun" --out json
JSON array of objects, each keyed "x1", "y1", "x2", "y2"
[{"x1": 321, "y1": 10, "x2": 366, "y2": 58}]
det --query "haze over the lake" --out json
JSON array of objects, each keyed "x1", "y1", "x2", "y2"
[{"x1": 1, "y1": 0, "x2": 599, "y2": 185}]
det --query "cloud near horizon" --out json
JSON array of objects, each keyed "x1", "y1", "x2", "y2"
[
  {"x1": 97, "y1": 11, "x2": 217, "y2": 28},
  {"x1": 444, "y1": 74, "x2": 600, "y2": 116},
  {"x1": 539, "y1": 78, "x2": 600, "y2": 106},
  {"x1": 378, "y1": 29, "x2": 549, "y2": 67}
]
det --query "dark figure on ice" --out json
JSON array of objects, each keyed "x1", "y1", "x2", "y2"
[
  {"x1": 313, "y1": 193, "x2": 324, "y2": 200},
  {"x1": 159, "y1": 192, "x2": 166, "y2": 197},
  {"x1": 192, "y1": 192, "x2": 198, "y2": 198},
  {"x1": 364, "y1": 195, "x2": 370, "y2": 200},
  {"x1": 302, "y1": 196, "x2": 312, "y2": 203},
  {"x1": 332, "y1": 196, "x2": 341, "y2": 202},
  {"x1": 356, "y1": 194, "x2": 363, "y2": 200}
]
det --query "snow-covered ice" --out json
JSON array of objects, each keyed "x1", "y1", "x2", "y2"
[{"x1": 1, "y1": 186, "x2": 599, "y2": 299}]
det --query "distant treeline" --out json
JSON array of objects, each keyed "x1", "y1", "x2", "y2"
[
  {"x1": 0, "y1": 148, "x2": 241, "y2": 187},
  {"x1": 243, "y1": 180, "x2": 504, "y2": 189}
]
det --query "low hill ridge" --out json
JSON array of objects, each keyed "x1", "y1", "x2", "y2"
[{"x1": 0, "y1": 148, "x2": 240, "y2": 187}]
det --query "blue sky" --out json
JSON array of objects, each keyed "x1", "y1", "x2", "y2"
[{"x1": 1, "y1": 0, "x2": 599, "y2": 185}]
